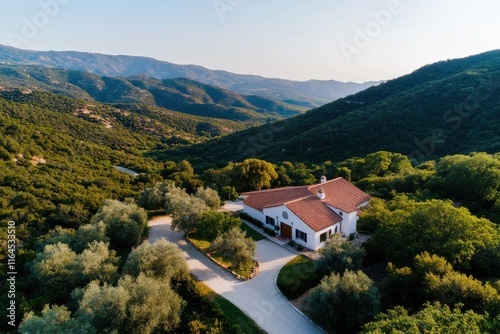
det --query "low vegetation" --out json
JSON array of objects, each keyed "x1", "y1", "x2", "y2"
[{"x1": 277, "y1": 255, "x2": 321, "y2": 300}]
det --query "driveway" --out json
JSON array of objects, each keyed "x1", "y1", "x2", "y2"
[{"x1": 148, "y1": 216, "x2": 324, "y2": 334}]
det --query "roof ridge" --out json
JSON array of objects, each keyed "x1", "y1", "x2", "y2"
[
  {"x1": 242, "y1": 185, "x2": 308, "y2": 195},
  {"x1": 307, "y1": 177, "x2": 344, "y2": 190},
  {"x1": 284, "y1": 195, "x2": 315, "y2": 206}
]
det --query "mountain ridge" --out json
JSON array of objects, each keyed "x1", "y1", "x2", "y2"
[
  {"x1": 164, "y1": 50, "x2": 500, "y2": 168},
  {"x1": 0, "y1": 44, "x2": 380, "y2": 108},
  {"x1": 0, "y1": 65, "x2": 305, "y2": 124}
]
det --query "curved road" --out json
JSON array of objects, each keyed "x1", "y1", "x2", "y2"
[{"x1": 148, "y1": 216, "x2": 324, "y2": 334}]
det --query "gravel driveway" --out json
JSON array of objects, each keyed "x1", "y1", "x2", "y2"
[{"x1": 148, "y1": 216, "x2": 324, "y2": 334}]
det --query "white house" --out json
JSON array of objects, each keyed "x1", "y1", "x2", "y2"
[{"x1": 241, "y1": 177, "x2": 370, "y2": 250}]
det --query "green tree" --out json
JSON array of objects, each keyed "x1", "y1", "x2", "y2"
[
  {"x1": 362, "y1": 151, "x2": 412, "y2": 177},
  {"x1": 91, "y1": 199, "x2": 147, "y2": 247},
  {"x1": 230, "y1": 158, "x2": 278, "y2": 192},
  {"x1": 19, "y1": 305, "x2": 95, "y2": 334},
  {"x1": 165, "y1": 160, "x2": 203, "y2": 193},
  {"x1": 361, "y1": 302, "x2": 487, "y2": 334},
  {"x1": 167, "y1": 191, "x2": 209, "y2": 234},
  {"x1": 366, "y1": 199, "x2": 500, "y2": 269},
  {"x1": 122, "y1": 239, "x2": 189, "y2": 282},
  {"x1": 385, "y1": 252, "x2": 500, "y2": 313},
  {"x1": 31, "y1": 241, "x2": 119, "y2": 303},
  {"x1": 76, "y1": 274, "x2": 184, "y2": 334},
  {"x1": 304, "y1": 270, "x2": 380, "y2": 333},
  {"x1": 195, "y1": 186, "x2": 221, "y2": 210},
  {"x1": 73, "y1": 241, "x2": 119, "y2": 284},
  {"x1": 436, "y1": 153, "x2": 500, "y2": 205},
  {"x1": 197, "y1": 211, "x2": 242, "y2": 241},
  {"x1": 317, "y1": 233, "x2": 365, "y2": 275},
  {"x1": 50, "y1": 202, "x2": 90, "y2": 229},
  {"x1": 72, "y1": 222, "x2": 109, "y2": 253},
  {"x1": 425, "y1": 270, "x2": 500, "y2": 314},
  {"x1": 220, "y1": 186, "x2": 238, "y2": 201},
  {"x1": 210, "y1": 227, "x2": 256, "y2": 271},
  {"x1": 30, "y1": 243, "x2": 78, "y2": 303},
  {"x1": 137, "y1": 181, "x2": 175, "y2": 211}
]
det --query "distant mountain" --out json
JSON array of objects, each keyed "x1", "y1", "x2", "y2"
[
  {"x1": 0, "y1": 65, "x2": 305, "y2": 124},
  {"x1": 167, "y1": 50, "x2": 500, "y2": 167},
  {"x1": 0, "y1": 44, "x2": 380, "y2": 108},
  {"x1": 0, "y1": 88, "x2": 246, "y2": 145}
]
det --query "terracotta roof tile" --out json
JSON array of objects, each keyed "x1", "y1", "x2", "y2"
[
  {"x1": 308, "y1": 177, "x2": 371, "y2": 213},
  {"x1": 286, "y1": 196, "x2": 342, "y2": 232},
  {"x1": 242, "y1": 186, "x2": 311, "y2": 212}
]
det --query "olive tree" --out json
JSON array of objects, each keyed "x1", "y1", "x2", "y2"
[
  {"x1": 19, "y1": 305, "x2": 95, "y2": 334},
  {"x1": 76, "y1": 274, "x2": 184, "y2": 334},
  {"x1": 91, "y1": 199, "x2": 147, "y2": 247},
  {"x1": 304, "y1": 270, "x2": 381, "y2": 333},
  {"x1": 195, "y1": 186, "x2": 221, "y2": 210},
  {"x1": 122, "y1": 239, "x2": 189, "y2": 282},
  {"x1": 210, "y1": 227, "x2": 256, "y2": 271},
  {"x1": 317, "y1": 233, "x2": 365, "y2": 275}
]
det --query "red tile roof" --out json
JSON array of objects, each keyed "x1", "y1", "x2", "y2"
[
  {"x1": 286, "y1": 196, "x2": 342, "y2": 232},
  {"x1": 242, "y1": 177, "x2": 370, "y2": 232},
  {"x1": 242, "y1": 186, "x2": 312, "y2": 212},
  {"x1": 308, "y1": 177, "x2": 371, "y2": 213}
]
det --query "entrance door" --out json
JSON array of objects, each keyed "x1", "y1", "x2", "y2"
[{"x1": 280, "y1": 222, "x2": 292, "y2": 239}]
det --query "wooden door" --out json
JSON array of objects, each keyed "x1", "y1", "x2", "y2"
[{"x1": 280, "y1": 222, "x2": 292, "y2": 239}]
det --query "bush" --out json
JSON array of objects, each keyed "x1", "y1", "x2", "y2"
[
  {"x1": 238, "y1": 212, "x2": 264, "y2": 228},
  {"x1": 263, "y1": 227, "x2": 277, "y2": 237},
  {"x1": 277, "y1": 255, "x2": 321, "y2": 299}
]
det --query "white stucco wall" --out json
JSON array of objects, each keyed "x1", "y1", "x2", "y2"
[
  {"x1": 314, "y1": 224, "x2": 341, "y2": 249},
  {"x1": 262, "y1": 205, "x2": 340, "y2": 250},
  {"x1": 343, "y1": 211, "x2": 358, "y2": 236},
  {"x1": 242, "y1": 204, "x2": 265, "y2": 222}
]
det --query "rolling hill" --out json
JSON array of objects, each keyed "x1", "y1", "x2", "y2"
[
  {"x1": 0, "y1": 65, "x2": 305, "y2": 124},
  {"x1": 0, "y1": 44, "x2": 380, "y2": 108},
  {"x1": 0, "y1": 88, "x2": 247, "y2": 147},
  {"x1": 166, "y1": 50, "x2": 500, "y2": 168}
]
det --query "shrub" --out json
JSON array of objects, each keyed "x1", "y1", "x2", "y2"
[
  {"x1": 263, "y1": 227, "x2": 277, "y2": 237},
  {"x1": 238, "y1": 212, "x2": 263, "y2": 228}
]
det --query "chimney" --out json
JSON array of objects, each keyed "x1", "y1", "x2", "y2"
[
  {"x1": 320, "y1": 176, "x2": 327, "y2": 184},
  {"x1": 317, "y1": 189, "x2": 326, "y2": 200}
]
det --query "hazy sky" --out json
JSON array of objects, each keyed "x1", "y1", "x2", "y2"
[{"x1": 1, "y1": 0, "x2": 499, "y2": 82}]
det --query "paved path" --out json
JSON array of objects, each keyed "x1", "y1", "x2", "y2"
[{"x1": 148, "y1": 216, "x2": 324, "y2": 334}]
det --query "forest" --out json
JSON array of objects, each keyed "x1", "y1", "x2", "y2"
[{"x1": 0, "y1": 49, "x2": 499, "y2": 333}]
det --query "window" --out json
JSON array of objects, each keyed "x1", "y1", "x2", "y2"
[
  {"x1": 338, "y1": 211, "x2": 343, "y2": 217},
  {"x1": 266, "y1": 216, "x2": 275, "y2": 225},
  {"x1": 295, "y1": 229, "x2": 307, "y2": 243},
  {"x1": 282, "y1": 211, "x2": 289, "y2": 219},
  {"x1": 334, "y1": 225, "x2": 338, "y2": 234},
  {"x1": 320, "y1": 231, "x2": 328, "y2": 243}
]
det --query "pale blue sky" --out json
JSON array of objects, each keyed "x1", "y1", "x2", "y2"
[{"x1": 1, "y1": 0, "x2": 499, "y2": 82}]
